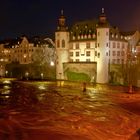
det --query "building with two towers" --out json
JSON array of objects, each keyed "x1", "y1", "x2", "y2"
[{"x1": 55, "y1": 9, "x2": 140, "y2": 84}]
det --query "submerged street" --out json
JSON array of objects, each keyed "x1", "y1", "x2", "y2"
[{"x1": 0, "y1": 79, "x2": 140, "y2": 140}]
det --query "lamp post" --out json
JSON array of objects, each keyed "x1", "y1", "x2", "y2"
[
  {"x1": 128, "y1": 47, "x2": 137, "y2": 93},
  {"x1": 25, "y1": 72, "x2": 29, "y2": 80}
]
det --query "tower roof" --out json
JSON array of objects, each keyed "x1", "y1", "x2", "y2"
[
  {"x1": 56, "y1": 10, "x2": 68, "y2": 31},
  {"x1": 97, "y1": 8, "x2": 110, "y2": 28}
]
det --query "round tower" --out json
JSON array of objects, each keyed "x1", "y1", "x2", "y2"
[
  {"x1": 55, "y1": 10, "x2": 69, "y2": 79},
  {"x1": 96, "y1": 8, "x2": 110, "y2": 83}
]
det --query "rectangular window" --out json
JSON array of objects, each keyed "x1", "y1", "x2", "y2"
[
  {"x1": 70, "y1": 59, "x2": 73, "y2": 62},
  {"x1": 70, "y1": 44, "x2": 73, "y2": 49},
  {"x1": 106, "y1": 31, "x2": 109, "y2": 36},
  {"x1": 69, "y1": 52, "x2": 73, "y2": 57},
  {"x1": 95, "y1": 43, "x2": 97, "y2": 48},
  {"x1": 117, "y1": 42, "x2": 120, "y2": 48},
  {"x1": 117, "y1": 59, "x2": 120, "y2": 64},
  {"x1": 122, "y1": 43, "x2": 125, "y2": 49},
  {"x1": 112, "y1": 51, "x2": 116, "y2": 56},
  {"x1": 75, "y1": 59, "x2": 79, "y2": 62},
  {"x1": 121, "y1": 51, "x2": 124, "y2": 56},
  {"x1": 117, "y1": 51, "x2": 120, "y2": 56},
  {"x1": 76, "y1": 52, "x2": 79, "y2": 56},
  {"x1": 112, "y1": 59, "x2": 116, "y2": 64},
  {"x1": 86, "y1": 59, "x2": 90, "y2": 62},
  {"x1": 75, "y1": 43, "x2": 79, "y2": 49},
  {"x1": 122, "y1": 59, "x2": 124, "y2": 64},
  {"x1": 86, "y1": 42, "x2": 90, "y2": 49},
  {"x1": 95, "y1": 51, "x2": 97, "y2": 56},
  {"x1": 113, "y1": 42, "x2": 116, "y2": 48},
  {"x1": 106, "y1": 43, "x2": 109, "y2": 47},
  {"x1": 98, "y1": 53, "x2": 100, "y2": 58},
  {"x1": 86, "y1": 51, "x2": 90, "y2": 56}
]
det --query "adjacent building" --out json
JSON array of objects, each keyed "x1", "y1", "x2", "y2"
[{"x1": 0, "y1": 36, "x2": 55, "y2": 77}]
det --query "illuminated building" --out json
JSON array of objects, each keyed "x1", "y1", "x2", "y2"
[
  {"x1": 55, "y1": 9, "x2": 140, "y2": 83},
  {"x1": 0, "y1": 36, "x2": 55, "y2": 77}
]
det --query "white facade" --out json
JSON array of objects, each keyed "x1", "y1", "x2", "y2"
[
  {"x1": 96, "y1": 27, "x2": 109, "y2": 83},
  {"x1": 55, "y1": 9, "x2": 134, "y2": 83},
  {"x1": 55, "y1": 31, "x2": 69, "y2": 79}
]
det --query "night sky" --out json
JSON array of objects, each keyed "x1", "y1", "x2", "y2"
[{"x1": 0, "y1": 0, "x2": 140, "y2": 39}]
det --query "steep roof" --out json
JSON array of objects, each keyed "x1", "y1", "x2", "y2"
[{"x1": 70, "y1": 19, "x2": 98, "y2": 41}]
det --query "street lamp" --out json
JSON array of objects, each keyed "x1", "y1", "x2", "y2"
[
  {"x1": 25, "y1": 72, "x2": 29, "y2": 80},
  {"x1": 41, "y1": 73, "x2": 44, "y2": 80},
  {"x1": 50, "y1": 61, "x2": 54, "y2": 66},
  {"x1": 127, "y1": 46, "x2": 137, "y2": 93},
  {"x1": 5, "y1": 70, "x2": 8, "y2": 77}
]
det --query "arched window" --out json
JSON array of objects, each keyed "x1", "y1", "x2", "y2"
[
  {"x1": 62, "y1": 40, "x2": 65, "y2": 48},
  {"x1": 57, "y1": 40, "x2": 60, "y2": 48}
]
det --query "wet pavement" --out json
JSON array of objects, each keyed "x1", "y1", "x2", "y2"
[{"x1": 0, "y1": 79, "x2": 140, "y2": 140}]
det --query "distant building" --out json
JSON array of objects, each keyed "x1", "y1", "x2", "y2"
[
  {"x1": 55, "y1": 9, "x2": 140, "y2": 84},
  {"x1": 0, "y1": 36, "x2": 55, "y2": 77}
]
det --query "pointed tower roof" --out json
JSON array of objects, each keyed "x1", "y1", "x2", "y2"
[
  {"x1": 57, "y1": 10, "x2": 68, "y2": 31},
  {"x1": 97, "y1": 8, "x2": 110, "y2": 28}
]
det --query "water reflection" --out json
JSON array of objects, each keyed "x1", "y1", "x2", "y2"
[{"x1": 0, "y1": 82, "x2": 11, "y2": 105}]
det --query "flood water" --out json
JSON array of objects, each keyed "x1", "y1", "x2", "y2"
[{"x1": 0, "y1": 79, "x2": 140, "y2": 140}]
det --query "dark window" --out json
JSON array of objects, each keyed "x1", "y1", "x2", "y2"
[
  {"x1": 57, "y1": 40, "x2": 60, "y2": 48},
  {"x1": 76, "y1": 52, "x2": 79, "y2": 56},
  {"x1": 86, "y1": 51, "x2": 90, "y2": 56},
  {"x1": 62, "y1": 40, "x2": 65, "y2": 48}
]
